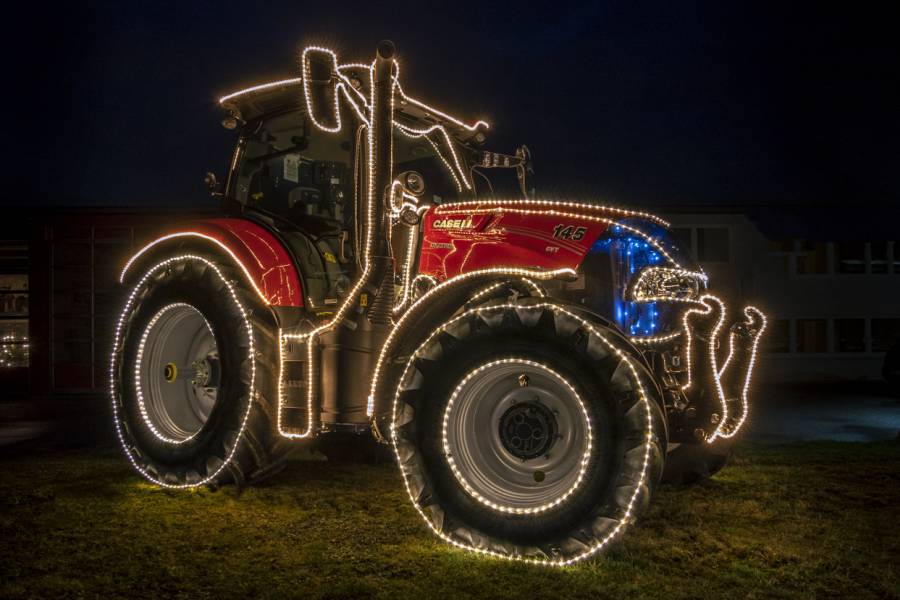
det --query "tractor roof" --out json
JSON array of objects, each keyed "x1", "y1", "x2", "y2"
[{"x1": 218, "y1": 74, "x2": 487, "y2": 143}]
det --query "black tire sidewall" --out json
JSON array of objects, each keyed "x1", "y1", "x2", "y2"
[
  {"x1": 115, "y1": 258, "x2": 254, "y2": 480},
  {"x1": 393, "y1": 302, "x2": 665, "y2": 560},
  {"x1": 416, "y1": 331, "x2": 620, "y2": 545}
]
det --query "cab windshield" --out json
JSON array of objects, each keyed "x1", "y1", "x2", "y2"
[{"x1": 229, "y1": 109, "x2": 469, "y2": 224}]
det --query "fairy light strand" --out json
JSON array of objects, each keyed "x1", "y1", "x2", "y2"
[
  {"x1": 110, "y1": 255, "x2": 256, "y2": 488},
  {"x1": 391, "y1": 301, "x2": 654, "y2": 566},
  {"x1": 441, "y1": 358, "x2": 593, "y2": 515}
]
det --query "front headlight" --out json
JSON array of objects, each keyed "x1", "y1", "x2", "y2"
[{"x1": 628, "y1": 267, "x2": 708, "y2": 302}]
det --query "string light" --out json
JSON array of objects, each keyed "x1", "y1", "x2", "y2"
[
  {"x1": 276, "y1": 46, "x2": 389, "y2": 438},
  {"x1": 435, "y1": 199, "x2": 670, "y2": 228},
  {"x1": 390, "y1": 301, "x2": 654, "y2": 565},
  {"x1": 441, "y1": 357, "x2": 593, "y2": 514},
  {"x1": 132, "y1": 302, "x2": 216, "y2": 445},
  {"x1": 109, "y1": 255, "x2": 256, "y2": 488},
  {"x1": 120, "y1": 231, "x2": 280, "y2": 306},
  {"x1": 679, "y1": 294, "x2": 731, "y2": 442},
  {"x1": 218, "y1": 77, "x2": 302, "y2": 105},
  {"x1": 467, "y1": 281, "x2": 509, "y2": 303},
  {"x1": 367, "y1": 266, "x2": 577, "y2": 417},
  {"x1": 712, "y1": 306, "x2": 767, "y2": 440},
  {"x1": 629, "y1": 330, "x2": 682, "y2": 345}
]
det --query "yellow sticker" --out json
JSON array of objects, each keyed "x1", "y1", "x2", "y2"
[
  {"x1": 360, "y1": 293, "x2": 368, "y2": 307},
  {"x1": 324, "y1": 252, "x2": 337, "y2": 263}
]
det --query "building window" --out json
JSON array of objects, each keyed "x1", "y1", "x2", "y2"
[
  {"x1": 766, "y1": 319, "x2": 790, "y2": 353},
  {"x1": 796, "y1": 319, "x2": 827, "y2": 353},
  {"x1": 870, "y1": 242, "x2": 888, "y2": 274},
  {"x1": 696, "y1": 227, "x2": 729, "y2": 263},
  {"x1": 0, "y1": 273, "x2": 28, "y2": 368},
  {"x1": 671, "y1": 227, "x2": 693, "y2": 257},
  {"x1": 796, "y1": 241, "x2": 827, "y2": 274},
  {"x1": 835, "y1": 241, "x2": 865, "y2": 274},
  {"x1": 835, "y1": 319, "x2": 866, "y2": 352},
  {"x1": 871, "y1": 319, "x2": 900, "y2": 353}
]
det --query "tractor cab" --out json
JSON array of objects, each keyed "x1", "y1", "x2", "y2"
[{"x1": 215, "y1": 73, "x2": 519, "y2": 313}]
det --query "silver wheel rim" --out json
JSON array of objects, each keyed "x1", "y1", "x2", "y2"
[
  {"x1": 442, "y1": 358, "x2": 592, "y2": 514},
  {"x1": 135, "y1": 303, "x2": 220, "y2": 444}
]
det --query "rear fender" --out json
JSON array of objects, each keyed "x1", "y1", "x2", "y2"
[{"x1": 119, "y1": 218, "x2": 303, "y2": 307}]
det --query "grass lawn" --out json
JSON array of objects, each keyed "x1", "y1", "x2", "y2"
[{"x1": 1, "y1": 441, "x2": 898, "y2": 599}]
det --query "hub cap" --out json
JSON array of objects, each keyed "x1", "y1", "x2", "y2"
[
  {"x1": 442, "y1": 358, "x2": 592, "y2": 513},
  {"x1": 135, "y1": 303, "x2": 220, "y2": 444},
  {"x1": 498, "y1": 401, "x2": 558, "y2": 460}
]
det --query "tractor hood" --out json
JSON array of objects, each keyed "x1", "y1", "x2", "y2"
[{"x1": 416, "y1": 199, "x2": 688, "y2": 281}]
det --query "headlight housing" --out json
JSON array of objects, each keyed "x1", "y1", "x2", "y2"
[{"x1": 628, "y1": 267, "x2": 708, "y2": 302}]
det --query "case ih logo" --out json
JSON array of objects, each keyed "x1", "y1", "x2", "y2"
[{"x1": 433, "y1": 217, "x2": 474, "y2": 230}]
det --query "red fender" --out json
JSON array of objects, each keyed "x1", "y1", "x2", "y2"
[{"x1": 120, "y1": 218, "x2": 303, "y2": 307}]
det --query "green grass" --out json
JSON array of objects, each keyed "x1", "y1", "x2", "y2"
[{"x1": 1, "y1": 442, "x2": 898, "y2": 599}]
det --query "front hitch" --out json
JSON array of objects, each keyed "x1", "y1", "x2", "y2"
[{"x1": 680, "y1": 296, "x2": 766, "y2": 443}]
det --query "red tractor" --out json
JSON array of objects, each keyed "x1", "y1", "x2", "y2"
[{"x1": 111, "y1": 41, "x2": 766, "y2": 565}]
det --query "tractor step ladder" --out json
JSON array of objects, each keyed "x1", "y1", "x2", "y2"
[{"x1": 279, "y1": 335, "x2": 314, "y2": 436}]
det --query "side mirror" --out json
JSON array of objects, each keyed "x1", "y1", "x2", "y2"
[{"x1": 204, "y1": 172, "x2": 222, "y2": 197}]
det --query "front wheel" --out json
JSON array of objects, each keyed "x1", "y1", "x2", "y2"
[
  {"x1": 110, "y1": 252, "x2": 286, "y2": 488},
  {"x1": 661, "y1": 439, "x2": 733, "y2": 485},
  {"x1": 391, "y1": 301, "x2": 665, "y2": 564}
]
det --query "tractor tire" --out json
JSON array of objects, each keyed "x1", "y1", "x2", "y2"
[
  {"x1": 661, "y1": 439, "x2": 733, "y2": 485},
  {"x1": 111, "y1": 253, "x2": 289, "y2": 488},
  {"x1": 391, "y1": 301, "x2": 666, "y2": 564}
]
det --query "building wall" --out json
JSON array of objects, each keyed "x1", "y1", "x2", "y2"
[
  {"x1": 2, "y1": 209, "x2": 212, "y2": 401},
  {"x1": 664, "y1": 211, "x2": 900, "y2": 382}
]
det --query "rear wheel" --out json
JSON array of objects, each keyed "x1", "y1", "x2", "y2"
[
  {"x1": 111, "y1": 253, "x2": 287, "y2": 488},
  {"x1": 391, "y1": 301, "x2": 665, "y2": 564}
]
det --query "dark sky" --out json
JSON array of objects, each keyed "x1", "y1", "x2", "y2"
[{"x1": 6, "y1": 1, "x2": 898, "y2": 209}]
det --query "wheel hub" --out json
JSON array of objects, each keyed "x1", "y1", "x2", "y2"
[
  {"x1": 442, "y1": 358, "x2": 592, "y2": 512},
  {"x1": 498, "y1": 401, "x2": 557, "y2": 460},
  {"x1": 135, "y1": 303, "x2": 220, "y2": 444}
]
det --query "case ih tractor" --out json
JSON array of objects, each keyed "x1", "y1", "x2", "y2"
[{"x1": 110, "y1": 42, "x2": 766, "y2": 565}]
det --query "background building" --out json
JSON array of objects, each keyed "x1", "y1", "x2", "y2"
[
  {"x1": 664, "y1": 206, "x2": 900, "y2": 382},
  {"x1": 0, "y1": 208, "x2": 211, "y2": 412}
]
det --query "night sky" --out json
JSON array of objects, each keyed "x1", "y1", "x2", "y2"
[{"x1": 6, "y1": 1, "x2": 898, "y2": 210}]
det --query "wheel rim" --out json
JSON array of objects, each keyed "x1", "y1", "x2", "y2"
[
  {"x1": 135, "y1": 303, "x2": 220, "y2": 444},
  {"x1": 442, "y1": 358, "x2": 592, "y2": 514}
]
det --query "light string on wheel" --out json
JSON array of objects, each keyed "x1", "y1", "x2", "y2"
[
  {"x1": 110, "y1": 255, "x2": 256, "y2": 488},
  {"x1": 441, "y1": 357, "x2": 593, "y2": 515},
  {"x1": 391, "y1": 301, "x2": 654, "y2": 566},
  {"x1": 132, "y1": 302, "x2": 216, "y2": 445}
]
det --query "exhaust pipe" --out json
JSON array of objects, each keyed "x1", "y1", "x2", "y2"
[{"x1": 366, "y1": 40, "x2": 396, "y2": 325}]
